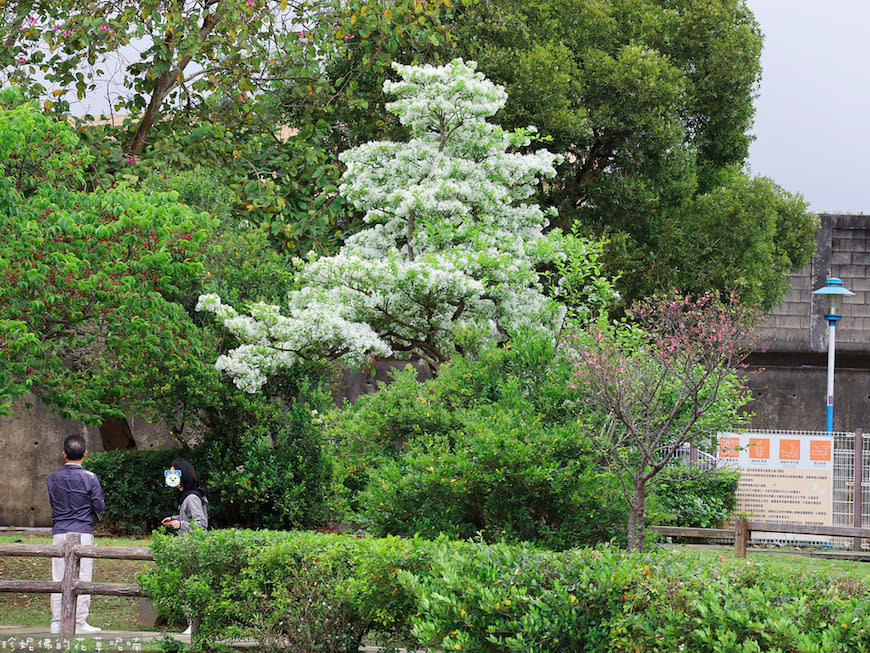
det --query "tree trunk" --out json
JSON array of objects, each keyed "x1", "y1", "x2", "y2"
[
  {"x1": 126, "y1": 9, "x2": 222, "y2": 154},
  {"x1": 627, "y1": 482, "x2": 647, "y2": 551},
  {"x1": 127, "y1": 75, "x2": 175, "y2": 155}
]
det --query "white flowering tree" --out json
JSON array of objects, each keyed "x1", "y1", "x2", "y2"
[{"x1": 198, "y1": 59, "x2": 577, "y2": 393}]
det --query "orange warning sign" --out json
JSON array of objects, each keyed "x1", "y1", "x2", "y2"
[
  {"x1": 719, "y1": 436, "x2": 739, "y2": 458},
  {"x1": 749, "y1": 438, "x2": 770, "y2": 459},
  {"x1": 779, "y1": 439, "x2": 800, "y2": 460},
  {"x1": 810, "y1": 440, "x2": 832, "y2": 462}
]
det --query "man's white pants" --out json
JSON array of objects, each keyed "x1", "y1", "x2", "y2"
[{"x1": 50, "y1": 532, "x2": 94, "y2": 627}]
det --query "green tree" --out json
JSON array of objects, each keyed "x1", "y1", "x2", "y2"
[
  {"x1": 3, "y1": 0, "x2": 306, "y2": 153},
  {"x1": 443, "y1": 0, "x2": 818, "y2": 309},
  {"x1": 287, "y1": 0, "x2": 817, "y2": 309},
  {"x1": 0, "y1": 90, "x2": 217, "y2": 422}
]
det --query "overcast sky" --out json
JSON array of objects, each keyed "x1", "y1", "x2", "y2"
[{"x1": 745, "y1": 0, "x2": 870, "y2": 214}]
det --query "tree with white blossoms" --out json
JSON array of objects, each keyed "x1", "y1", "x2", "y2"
[{"x1": 198, "y1": 58, "x2": 581, "y2": 393}]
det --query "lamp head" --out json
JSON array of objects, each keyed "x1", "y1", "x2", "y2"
[{"x1": 812, "y1": 277, "x2": 854, "y2": 321}]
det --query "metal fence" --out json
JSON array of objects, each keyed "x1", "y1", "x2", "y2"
[{"x1": 833, "y1": 430, "x2": 870, "y2": 549}]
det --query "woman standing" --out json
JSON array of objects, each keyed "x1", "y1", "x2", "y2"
[
  {"x1": 162, "y1": 458, "x2": 208, "y2": 532},
  {"x1": 161, "y1": 458, "x2": 208, "y2": 635}
]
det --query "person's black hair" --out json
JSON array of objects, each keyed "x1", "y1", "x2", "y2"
[
  {"x1": 63, "y1": 435, "x2": 87, "y2": 461},
  {"x1": 170, "y1": 458, "x2": 198, "y2": 492}
]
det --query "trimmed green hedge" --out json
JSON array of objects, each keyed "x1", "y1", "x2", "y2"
[{"x1": 140, "y1": 529, "x2": 870, "y2": 652}]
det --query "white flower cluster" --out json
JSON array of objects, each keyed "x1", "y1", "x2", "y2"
[{"x1": 199, "y1": 59, "x2": 576, "y2": 391}]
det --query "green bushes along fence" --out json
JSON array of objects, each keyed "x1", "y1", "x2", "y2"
[{"x1": 141, "y1": 529, "x2": 870, "y2": 653}]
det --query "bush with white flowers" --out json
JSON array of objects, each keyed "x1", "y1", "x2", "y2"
[{"x1": 199, "y1": 59, "x2": 592, "y2": 392}]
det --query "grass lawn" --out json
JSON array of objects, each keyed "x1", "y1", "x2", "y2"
[
  {"x1": 663, "y1": 543, "x2": 870, "y2": 581},
  {"x1": 0, "y1": 531, "x2": 166, "y2": 632}
]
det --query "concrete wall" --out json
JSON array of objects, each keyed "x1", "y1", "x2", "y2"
[
  {"x1": 0, "y1": 396, "x2": 102, "y2": 527},
  {"x1": 748, "y1": 214, "x2": 870, "y2": 432},
  {"x1": 0, "y1": 395, "x2": 180, "y2": 527},
  {"x1": 745, "y1": 366, "x2": 870, "y2": 433},
  {"x1": 754, "y1": 214, "x2": 870, "y2": 353}
]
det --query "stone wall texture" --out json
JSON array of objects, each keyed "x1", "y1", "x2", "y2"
[{"x1": 747, "y1": 214, "x2": 870, "y2": 432}]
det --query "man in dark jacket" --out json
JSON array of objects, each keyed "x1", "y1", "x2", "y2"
[{"x1": 47, "y1": 434, "x2": 105, "y2": 635}]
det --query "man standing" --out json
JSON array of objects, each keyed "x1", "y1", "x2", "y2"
[{"x1": 47, "y1": 434, "x2": 105, "y2": 635}]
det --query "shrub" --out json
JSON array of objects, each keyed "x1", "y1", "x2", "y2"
[
  {"x1": 401, "y1": 541, "x2": 870, "y2": 653},
  {"x1": 359, "y1": 416, "x2": 626, "y2": 549},
  {"x1": 139, "y1": 529, "x2": 870, "y2": 653},
  {"x1": 86, "y1": 378, "x2": 331, "y2": 534},
  {"x1": 326, "y1": 331, "x2": 626, "y2": 549},
  {"x1": 195, "y1": 380, "x2": 331, "y2": 530},
  {"x1": 85, "y1": 449, "x2": 182, "y2": 535},
  {"x1": 140, "y1": 529, "x2": 437, "y2": 652},
  {"x1": 323, "y1": 364, "x2": 461, "y2": 518},
  {"x1": 648, "y1": 465, "x2": 739, "y2": 528}
]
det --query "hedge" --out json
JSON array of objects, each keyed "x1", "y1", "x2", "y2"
[{"x1": 140, "y1": 530, "x2": 870, "y2": 652}]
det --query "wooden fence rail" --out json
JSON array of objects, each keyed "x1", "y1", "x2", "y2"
[
  {"x1": 0, "y1": 533, "x2": 153, "y2": 639},
  {"x1": 652, "y1": 517, "x2": 870, "y2": 557}
]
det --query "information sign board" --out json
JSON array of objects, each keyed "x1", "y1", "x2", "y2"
[{"x1": 718, "y1": 431, "x2": 834, "y2": 543}]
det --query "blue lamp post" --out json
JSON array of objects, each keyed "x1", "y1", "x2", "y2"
[{"x1": 812, "y1": 277, "x2": 854, "y2": 433}]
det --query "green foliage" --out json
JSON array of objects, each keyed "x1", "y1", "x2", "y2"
[
  {"x1": 141, "y1": 166, "x2": 239, "y2": 222},
  {"x1": 0, "y1": 89, "x2": 91, "y2": 199},
  {"x1": 307, "y1": 0, "x2": 817, "y2": 311},
  {"x1": 441, "y1": 0, "x2": 815, "y2": 309},
  {"x1": 0, "y1": 319, "x2": 39, "y2": 417},
  {"x1": 142, "y1": 530, "x2": 870, "y2": 652},
  {"x1": 0, "y1": 98, "x2": 219, "y2": 423},
  {"x1": 402, "y1": 541, "x2": 870, "y2": 653},
  {"x1": 359, "y1": 420, "x2": 625, "y2": 549},
  {"x1": 83, "y1": 371, "x2": 332, "y2": 535},
  {"x1": 271, "y1": 0, "x2": 456, "y2": 148},
  {"x1": 325, "y1": 331, "x2": 626, "y2": 549},
  {"x1": 648, "y1": 465, "x2": 740, "y2": 528},
  {"x1": 139, "y1": 529, "x2": 436, "y2": 651},
  {"x1": 652, "y1": 169, "x2": 820, "y2": 310},
  {"x1": 125, "y1": 117, "x2": 350, "y2": 257},
  {"x1": 323, "y1": 365, "x2": 459, "y2": 519},
  {"x1": 607, "y1": 551, "x2": 870, "y2": 652},
  {"x1": 85, "y1": 449, "x2": 181, "y2": 535},
  {"x1": 3, "y1": 0, "x2": 290, "y2": 151},
  {"x1": 194, "y1": 377, "x2": 332, "y2": 531}
]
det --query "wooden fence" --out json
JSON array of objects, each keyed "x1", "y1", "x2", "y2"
[
  {"x1": 0, "y1": 533, "x2": 153, "y2": 639},
  {"x1": 652, "y1": 517, "x2": 870, "y2": 557}
]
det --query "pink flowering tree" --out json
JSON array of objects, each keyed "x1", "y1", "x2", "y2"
[{"x1": 567, "y1": 292, "x2": 757, "y2": 551}]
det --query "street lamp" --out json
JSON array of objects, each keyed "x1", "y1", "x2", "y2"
[{"x1": 812, "y1": 277, "x2": 854, "y2": 433}]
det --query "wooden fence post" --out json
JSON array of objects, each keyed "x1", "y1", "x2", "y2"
[
  {"x1": 855, "y1": 428, "x2": 864, "y2": 552},
  {"x1": 60, "y1": 533, "x2": 80, "y2": 636},
  {"x1": 734, "y1": 516, "x2": 748, "y2": 558}
]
